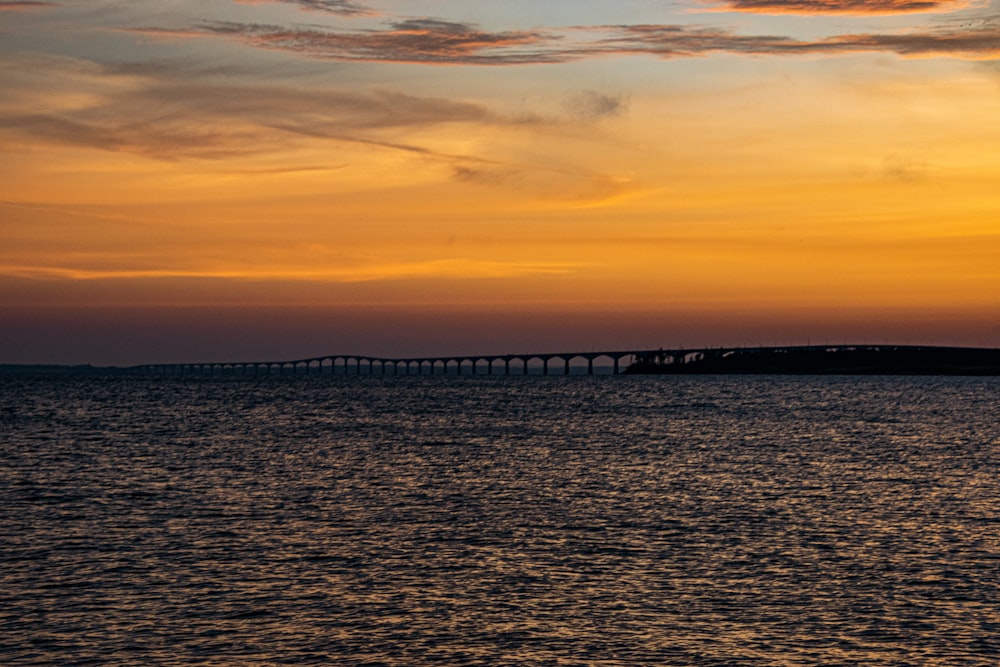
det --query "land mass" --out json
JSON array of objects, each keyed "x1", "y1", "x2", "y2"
[
  {"x1": 623, "y1": 345, "x2": 1000, "y2": 375},
  {"x1": 0, "y1": 364, "x2": 112, "y2": 375}
]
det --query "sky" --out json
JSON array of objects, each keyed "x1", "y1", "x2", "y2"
[{"x1": 2, "y1": 0, "x2": 999, "y2": 365}]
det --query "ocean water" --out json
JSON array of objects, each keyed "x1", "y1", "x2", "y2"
[{"x1": 1, "y1": 374, "x2": 998, "y2": 666}]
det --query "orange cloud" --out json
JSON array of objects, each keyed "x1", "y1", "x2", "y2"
[
  {"x1": 0, "y1": 1, "x2": 56, "y2": 10},
  {"x1": 0, "y1": 259, "x2": 583, "y2": 283},
  {"x1": 0, "y1": 68, "x2": 495, "y2": 161},
  {"x1": 233, "y1": 0, "x2": 375, "y2": 16},
  {"x1": 138, "y1": 19, "x2": 565, "y2": 65},
  {"x1": 708, "y1": 0, "x2": 969, "y2": 14},
  {"x1": 129, "y1": 16, "x2": 1000, "y2": 63},
  {"x1": 809, "y1": 23, "x2": 1000, "y2": 58},
  {"x1": 602, "y1": 21, "x2": 1000, "y2": 60}
]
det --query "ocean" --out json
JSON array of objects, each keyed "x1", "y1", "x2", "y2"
[{"x1": 1, "y1": 374, "x2": 998, "y2": 665}]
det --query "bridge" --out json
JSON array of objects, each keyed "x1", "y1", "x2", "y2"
[
  {"x1": 129, "y1": 349, "x2": 649, "y2": 376},
  {"x1": 128, "y1": 344, "x2": 1000, "y2": 377},
  {"x1": 128, "y1": 344, "x2": 967, "y2": 376}
]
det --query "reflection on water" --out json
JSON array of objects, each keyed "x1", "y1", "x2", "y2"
[{"x1": 2, "y1": 375, "x2": 999, "y2": 665}]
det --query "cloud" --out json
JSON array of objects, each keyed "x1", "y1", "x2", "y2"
[
  {"x1": 708, "y1": 0, "x2": 969, "y2": 15},
  {"x1": 130, "y1": 14, "x2": 1000, "y2": 64},
  {"x1": 0, "y1": 111, "x2": 267, "y2": 159},
  {"x1": 0, "y1": 59, "x2": 497, "y2": 161},
  {"x1": 0, "y1": 57, "x2": 634, "y2": 202},
  {"x1": 599, "y1": 24, "x2": 807, "y2": 57},
  {"x1": 881, "y1": 153, "x2": 927, "y2": 181},
  {"x1": 810, "y1": 23, "x2": 1000, "y2": 58},
  {"x1": 161, "y1": 18, "x2": 566, "y2": 65},
  {"x1": 233, "y1": 0, "x2": 375, "y2": 16},
  {"x1": 566, "y1": 91, "x2": 630, "y2": 121},
  {"x1": 0, "y1": 259, "x2": 582, "y2": 283},
  {"x1": 602, "y1": 21, "x2": 1000, "y2": 60},
  {"x1": 0, "y1": 1, "x2": 57, "y2": 10}
]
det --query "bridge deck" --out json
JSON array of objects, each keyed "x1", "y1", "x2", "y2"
[{"x1": 128, "y1": 345, "x2": 994, "y2": 376}]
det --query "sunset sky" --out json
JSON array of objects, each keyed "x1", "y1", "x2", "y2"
[{"x1": 2, "y1": 0, "x2": 999, "y2": 365}]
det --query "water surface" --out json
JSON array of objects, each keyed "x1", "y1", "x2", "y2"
[{"x1": 2, "y1": 375, "x2": 998, "y2": 665}]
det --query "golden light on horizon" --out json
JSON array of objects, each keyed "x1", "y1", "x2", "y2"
[{"x1": 2, "y1": 1, "x2": 999, "y2": 363}]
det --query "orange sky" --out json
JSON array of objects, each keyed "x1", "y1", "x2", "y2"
[{"x1": 2, "y1": 1, "x2": 999, "y2": 364}]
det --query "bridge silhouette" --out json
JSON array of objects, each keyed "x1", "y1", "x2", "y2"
[
  {"x1": 132, "y1": 349, "x2": 647, "y2": 376},
  {"x1": 128, "y1": 344, "x2": 963, "y2": 376}
]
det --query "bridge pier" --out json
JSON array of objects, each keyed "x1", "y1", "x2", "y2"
[{"x1": 129, "y1": 348, "x2": 701, "y2": 378}]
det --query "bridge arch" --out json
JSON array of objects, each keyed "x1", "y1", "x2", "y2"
[
  {"x1": 565, "y1": 353, "x2": 594, "y2": 375},
  {"x1": 523, "y1": 355, "x2": 546, "y2": 375},
  {"x1": 132, "y1": 347, "x2": 695, "y2": 378}
]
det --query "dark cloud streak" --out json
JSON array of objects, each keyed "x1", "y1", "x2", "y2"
[
  {"x1": 0, "y1": 71, "x2": 502, "y2": 163},
  {"x1": 191, "y1": 18, "x2": 565, "y2": 64},
  {"x1": 711, "y1": 0, "x2": 968, "y2": 14},
  {"x1": 130, "y1": 14, "x2": 1000, "y2": 64},
  {"x1": 235, "y1": 0, "x2": 375, "y2": 16},
  {"x1": 567, "y1": 91, "x2": 629, "y2": 121},
  {"x1": 0, "y1": 1, "x2": 58, "y2": 10},
  {"x1": 605, "y1": 21, "x2": 1000, "y2": 59},
  {"x1": 815, "y1": 24, "x2": 1000, "y2": 57}
]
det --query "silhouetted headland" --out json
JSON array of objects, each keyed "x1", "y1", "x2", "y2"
[
  {"x1": 623, "y1": 345, "x2": 1000, "y2": 376},
  {"x1": 0, "y1": 364, "x2": 110, "y2": 375}
]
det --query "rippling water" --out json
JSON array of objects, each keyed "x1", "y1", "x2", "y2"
[{"x1": 2, "y1": 374, "x2": 999, "y2": 665}]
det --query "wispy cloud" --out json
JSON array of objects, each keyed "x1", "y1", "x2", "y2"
[
  {"x1": 600, "y1": 24, "x2": 795, "y2": 58},
  {"x1": 0, "y1": 65, "x2": 495, "y2": 161},
  {"x1": 566, "y1": 91, "x2": 630, "y2": 121},
  {"x1": 0, "y1": 56, "x2": 636, "y2": 203},
  {"x1": 707, "y1": 0, "x2": 969, "y2": 15},
  {"x1": 233, "y1": 0, "x2": 375, "y2": 16},
  {"x1": 807, "y1": 22, "x2": 1000, "y2": 58},
  {"x1": 602, "y1": 20, "x2": 1000, "y2": 60},
  {"x1": 0, "y1": 1, "x2": 57, "y2": 10},
  {"x1": 143, "y1": 18, "x2": 565, "y2": 65},
  {"x1": 127, "y1": 14, "x2": 1000, "y2": 63},
  {"x1": 1, "y1": 259, "x2": 583, "y2": 283}
]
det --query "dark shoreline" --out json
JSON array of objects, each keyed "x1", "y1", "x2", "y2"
[
  {"x1": 624, "y1": 345, "x2": 1000, "y2": 376},
  {"x1": 0, "y1": 364, "x2": 113, "y2": 375},
  {"x1": 4, "y1": 345, "x2": 1000, "y2": 376}
]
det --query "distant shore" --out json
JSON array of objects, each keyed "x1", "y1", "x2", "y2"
[
  {"x1": 0, "y1": 364, "x2": 114, "y2": 375},
  {"x1": 4, "y1": 345, "x2": 1000, "y2": 376},
  {"x1": 623, "y1": 345, "x2": 1000, "y2": 376}
]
